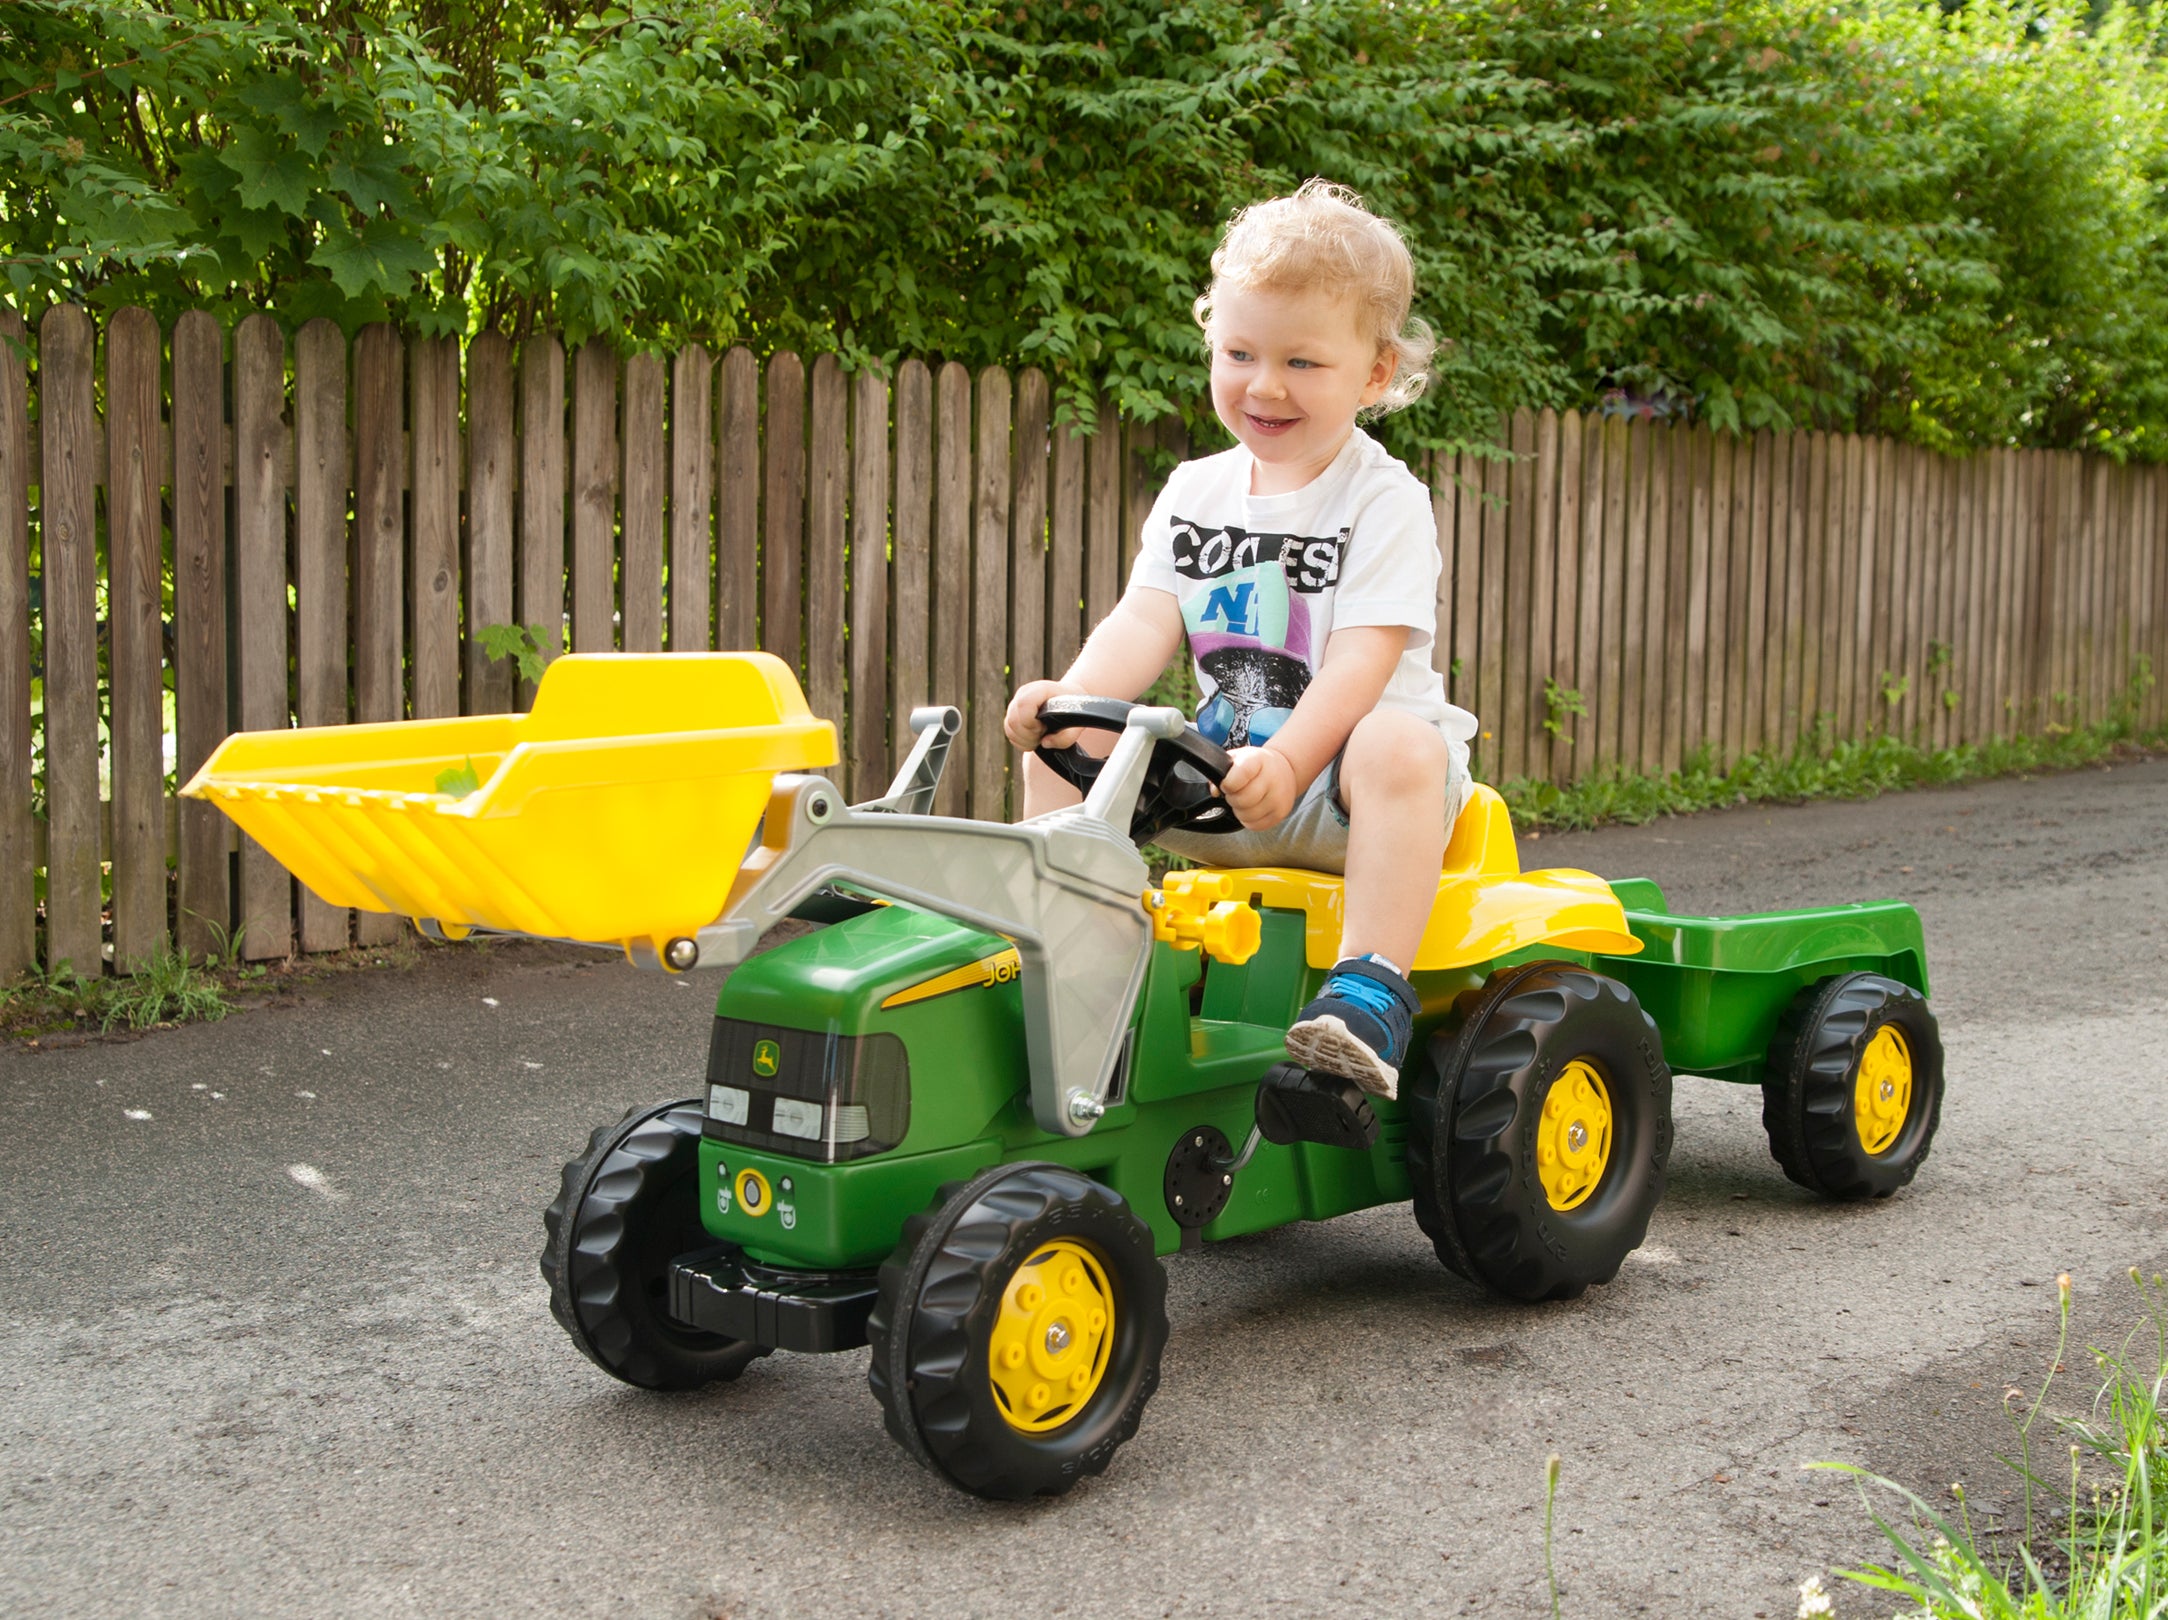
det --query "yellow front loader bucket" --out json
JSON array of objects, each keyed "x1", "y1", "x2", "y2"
[{"x1": 182, "y1": 653, "x2": 837, "y2": 958}]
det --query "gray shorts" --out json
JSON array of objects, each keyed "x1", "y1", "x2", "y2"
[{"x1": 1154, "y1": 740, "x2": 1472, "y2": 876}]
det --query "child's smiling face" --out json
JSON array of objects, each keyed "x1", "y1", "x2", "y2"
[{"x1": 1207, "y1": 283, "x2": 1398, "y2": 496}]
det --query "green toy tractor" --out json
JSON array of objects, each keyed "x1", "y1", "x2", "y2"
[{"x1": 184, "y1": 652, "x2": 1944, "y2": 1501}]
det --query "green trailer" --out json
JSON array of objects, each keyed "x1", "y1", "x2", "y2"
[{"x1": 186, "y1": 652, "x2": 1944, "y2": 1501}]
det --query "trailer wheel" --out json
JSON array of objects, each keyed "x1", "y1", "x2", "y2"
[
  {"x1": 868, "y1": 1162, "x2": 1168, "y2": 1500},
  {"x1": 1406, "y1": 962, "x2": 1673, "y2": 1302},
  {"x1": 541, "y1": 1099, "x2": 765, "y2": 1389},
  {"x1": 1762, "y1": 973, "x2": 1943, "y2": 1200}
]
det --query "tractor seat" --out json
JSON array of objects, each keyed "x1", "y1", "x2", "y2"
[{"x1": 1164, "y1": 784, "x2": 1643, "y2": 972}]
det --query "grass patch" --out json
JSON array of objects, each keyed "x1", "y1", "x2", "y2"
[
  {"x1": 1, "y1": 947, "x2": 239, "y2": 1038},
  {"x1": 1817, "y1": 1271, "x2": 2168, "y2": 1618},
  {"x1": 1499, "y1": 706, "x2": 2166, "y2": 834},
  {"x1": 1, "y1": 935, "x2": 427, "y2": 1043}
]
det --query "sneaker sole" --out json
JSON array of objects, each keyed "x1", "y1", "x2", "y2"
[{"x1": 1285, "y1": 1015, "x2": 1401, "y2": 1101}]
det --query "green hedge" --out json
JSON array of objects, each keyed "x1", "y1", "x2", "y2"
[{"x1": 6, "y1": 0, "x2": 2166, "y2": 457}]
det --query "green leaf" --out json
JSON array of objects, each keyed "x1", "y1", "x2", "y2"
[
  {"x1": 219, "y1": 123, "x2": 317, "y2": 220},
  {"x1": 311, "y1": 216, "x2": 438, "y2": 298},
  {"x1": 326, "y1": 152, "x2": 413, "y2": 219},
  {"x1": 239, "y1": 74, "x2": 344, "y2": 159},
  {"x1": 435, "y1": 757, "x2": 482, "y2": 798}
]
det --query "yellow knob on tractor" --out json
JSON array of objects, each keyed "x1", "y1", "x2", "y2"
[{"x1": 734, "y1": 1167, "x2": 772, "y2": 1219}]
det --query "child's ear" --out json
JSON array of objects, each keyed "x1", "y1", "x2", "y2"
[{"x1": 1362, "y1": 346, "x2": 1398, "y2": 405}]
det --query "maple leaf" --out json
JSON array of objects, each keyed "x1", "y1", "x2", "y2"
[
  {"x1": 311, "y1": 216, "x2": 437, "y2": 297},
  {"x1": 219, "y1": 123, "x2": 315, "y2": 219}
]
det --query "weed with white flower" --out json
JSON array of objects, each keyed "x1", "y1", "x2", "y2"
[{"x1": 1817, "y1": 1269, "x2": 2168, "y2": 1619}]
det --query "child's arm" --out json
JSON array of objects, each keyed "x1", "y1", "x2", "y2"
[
  {"x1": 1220, "y1": 624, "x2": 1408, "y2": 829},
  {"x1": 1003, "y1": 587, "x2": 1186, "y2": 749}
]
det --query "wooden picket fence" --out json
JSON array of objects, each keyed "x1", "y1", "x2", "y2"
[{"x1": 1, "y1": 306, "x2": 2164, "y2": 980}]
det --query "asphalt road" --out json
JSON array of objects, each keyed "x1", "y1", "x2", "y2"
[{"x1": 5, "y1": 757, "x2": 2166, "y2": 1619}]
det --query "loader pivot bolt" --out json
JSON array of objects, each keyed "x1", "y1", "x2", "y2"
[
  {"x1": 664, "y1": 937, "x2": 699, "y2": 972},
  {"x1": 1067, "y1": 1091, "x2": 1107, "y2": 1125}
]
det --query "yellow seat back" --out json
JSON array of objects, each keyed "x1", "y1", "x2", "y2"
[{"x1": 1178, "y1": 782, "x2": 1642, "y2": 972}]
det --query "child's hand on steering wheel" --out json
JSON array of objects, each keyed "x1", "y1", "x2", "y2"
[
  {"x1": 1004, "y1": 679, "x2": 1088, "y2": 750},
  {"x1": 1220, "y1": 745, "x2": 1298, "y2": 830}
]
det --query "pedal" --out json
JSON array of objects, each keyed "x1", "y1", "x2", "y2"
[{"x1": 1253, "y1": 1062, "x2": 1380, "y2": 1151}]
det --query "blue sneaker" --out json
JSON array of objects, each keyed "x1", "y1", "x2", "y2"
[{"x1": 1285, "y1": 954, "x2": 1420, "y2": 1100}]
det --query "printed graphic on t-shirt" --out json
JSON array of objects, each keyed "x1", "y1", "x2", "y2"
[{"x1": 1170, "y1": 518, "x2": 1348, "y2": 748}]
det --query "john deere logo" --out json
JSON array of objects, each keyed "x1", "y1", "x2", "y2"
[{"x1": 752, "y1": 1039, "x2": 780, "y2": 1077}]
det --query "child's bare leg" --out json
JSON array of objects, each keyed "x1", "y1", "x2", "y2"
[
  {"x1": 1019, "y1": 753, "x2": 1082, "y2": 819},
  {"x1": 1336, "y1": 709, "x2": 1449, "y2": 966},
  {"x1": 1017, "y1": 732, "x2": 1114, "y2": 819},
  {"x1": 1284, "y1": 709, "x2": 1449, "y2": 1100}
]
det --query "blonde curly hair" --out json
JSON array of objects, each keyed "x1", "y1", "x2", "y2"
[{"x1": 1192, "y1": 179, "x2": 1435, "y2": 417}]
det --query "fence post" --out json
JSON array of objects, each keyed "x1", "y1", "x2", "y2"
[
  {"x1": 572, "y1": 339, "x2": 618, "y2": 655},
  {"x1": 40, "y1": 305, "x2": 102, "y2": 977},
  {"x1": 233, "y1": 315, "x2": 293, "y2": 959},
  {"x1": 353, "y1": 324, "x2": 405, "y2": 949},
  {"x1": 517, "y1": 335, "x2": 567, "y2": 706},
  {"x1": 889, "y1": 361, "x2": 933, "y2": 769},
  {"x1": 0, "y1": 311, "x2": 30, "y2": 979},
  {"x1": 294, "y1": 319, "x2": 351, "y2": 953},
  {"x1": 1083, "y1": 399, "x2": 1121, "y2": 636},
  {"x1": 668, "y1": 344, "x2": 716, "y2": 655},
  {"x1": 1652, "y1": 425, "x2": 1687, "y2": 773},
  {"x1": 1046, "y1": 407, "x2": 1085, "y2": 690},
  {"x1": 411, "y1": 335, "x2": 461, "y2": 718},
  {"x1": 1688, "y1": 427, "x2": 1720, "y2": 768},
  {"x1": 1010, "y1": 368, "x2": 1051, "y2": 716},
  {"x1": 931, "y1": 362, "x2": 972, "y2": 818},
  {"x1": 1571, "y1": 419, "x2": 1607, "y2": 783},
  {"x1": 1699, "y1": 431, "x2": 1734, "y2": 767},
  {"x1": 805, "y1": 354, "x2": 848, "y2": 740},
  {"x1": 970, "y1": 367, "x2": 1013, "y2": 821},
  {"x1": 465, "y1": 331, "x2": 516, "y2": 714},
  {"x1": 716, "y1": 346, "x2": 759, "y2": 655},
  {"x1": 849, "y1": 365, "x2": 894, "y2": 800},
  {"x1": 1498, "y1": 411, "x2": 1533, "y2": 782},
  {"x1": 620, "y1": 352, "x2": 666, "y2": 654},
  {"x1": 761, "y1": 352, "x2": 807, "y2": 674},
  {"x1": 105, "y1": 308, "x2": 166, "y2": 971},
  {"x1": 171, "y1": 313, "x2": 228, "y2": 962},
  {"x1": 1547, "y1": 411, "x2": 1584, "y2": 781}
]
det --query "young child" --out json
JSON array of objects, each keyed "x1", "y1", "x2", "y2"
[{"x1": 1004, "y1": 180, "x2": 1478, "y2": 1101}]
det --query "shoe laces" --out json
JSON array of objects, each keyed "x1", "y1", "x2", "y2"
[{"x1": 1321, "y1": 969, "x2": 1402, "y2": 1020}]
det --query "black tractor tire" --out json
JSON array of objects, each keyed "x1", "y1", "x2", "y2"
[
  {"x1": 540, "y1": 1098, "x2": 765, "y2": 1390},
  {"x1": 1762, "y1": 973, "x2": 1944, "y2": 1200},
  {"x1": 1406, "y1": 961, "x2": 1673, "y2": 1303},
  {"x1": 867, "y1": 1162, "x2": 1168, "y2": 1500}
]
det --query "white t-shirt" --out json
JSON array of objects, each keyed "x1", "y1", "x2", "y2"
[{"x1": 1128, "y1": 429, "x2": 1478, "y2": 759}]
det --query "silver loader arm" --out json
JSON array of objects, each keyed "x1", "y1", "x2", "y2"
[{"x1": 674, "y1": 704, "x2": 1188, "y2": 1139}]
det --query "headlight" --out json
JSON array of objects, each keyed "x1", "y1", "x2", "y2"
[{"x1": 701, "y1": 1019, "x2": 909, "y2": 1163}]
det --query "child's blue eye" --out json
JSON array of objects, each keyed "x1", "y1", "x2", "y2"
[
  {"x1": 1224, "y1": 348, "x2": 1253, "y2": 363},
  {"x1": 1289, "y1": 358, "x2": 1316, "y2": 369}
]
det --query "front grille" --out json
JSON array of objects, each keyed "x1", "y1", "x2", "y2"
[{"x1": 701, "y1": 1018, "x2": 909, "y2": 1163}]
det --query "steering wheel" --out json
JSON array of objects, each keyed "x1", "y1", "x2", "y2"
[{"x1": 1034, "y1": 697, "x2": 1241, "y2": 844}]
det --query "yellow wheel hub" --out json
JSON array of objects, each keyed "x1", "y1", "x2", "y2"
[
  {"x1": 1853, "y1": 1025, "x2": 1913, "y2": 1156},
  {"x1": 1537, "y1": 1059, "x2": 1614, "y2": 1212},
  {"x1": 988, "y1": 1238, "x2": 1115, "y2": 1434}
]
